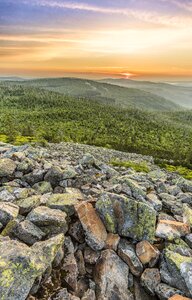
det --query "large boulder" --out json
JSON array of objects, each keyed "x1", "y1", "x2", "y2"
[
  {"x1": 26, "y1": 206, "x2": 67, "y2": 227},
  {"x1": 94, "y1": 249, "x2": 132, "y2": 300},
  {"x1": 75, "y1": 202, "x2": 107, "y2": 251},
  {"x1": 0, "y1": 234, "x2": 64, "y2": 300},
  {"x1": 11, "y1": 220, "x2": 45, "y2": 245},
  {"x1": 96, "y1": 192, "x2": 156, "y2": 242},
  {"x1": 161, "y1": 249, "x2": 192, "y2": 297},
  {"x1": 47, "y1": 193, "x2": 79, "y2": 216},
  {"x1": 156, "y1": 219, "x2": 190, "y2": 241}
]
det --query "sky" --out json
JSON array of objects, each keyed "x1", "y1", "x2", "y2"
[{"x1": 0, "y1": 0, "x2": 192, "y2": 80}]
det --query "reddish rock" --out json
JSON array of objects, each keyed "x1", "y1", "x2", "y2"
[
  {"x1": 156, "y1": 220, "x2": 190, "y2": 240},
  {"x1": 75, "y1": 202, "x2": 107, "y2": 250},
  {"x1": 105, "y1": 233, "x2": 120, "y2": 251},
  {"x1": 169, "y1": 296, "x2": 191, "y2": 300},
  {"x1": 94, "y1": 249, "x2": 132, "y2": 300},
  {"x1": 136, "y1": 240, "x2": 160, "y2": 267}
]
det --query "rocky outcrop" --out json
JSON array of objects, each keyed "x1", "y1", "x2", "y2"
[{"x1": 0, "y1": 142, "x2": 191, "y2": 299}]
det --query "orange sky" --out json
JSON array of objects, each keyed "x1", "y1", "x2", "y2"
[{"x1": 1, "y1": 0, "x2": 192, "y2": 80}]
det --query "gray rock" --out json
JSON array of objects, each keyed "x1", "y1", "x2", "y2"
[
  {"x1": 16, "y1": 195, "x2": 41, "y2": 214},
  {"x1": 118, "y1": 239, "x2": 143, "y2": 277},
  {"x1": 12, "y1": 220, "x2": 45, "y2": 245},
  {"x1": 33, "y1": 181, "x2": 53, "y2": 194},
  {"x1": 27, "y1": 206, "x2": 67, "y2": 228},
  {"x1": 94, "y1": 249, "x2": 132, "y2": 300},
  {"x1": 167, "y1": 185, "x2": 182, "y2": 196},
  {"x1": 0, "y1": 158, "x2": 16, "y2": 177},
  {"x1": 178, "y1": 193, "x2": 192, "y2": 206},
  {"x1": 141, "y1": 268, "x2": 161, "y2": 296},
  {"x1": 165, "y1": 239, "x2": 192, "y2": 257},
  {"x1": 162, "y1": 249, "x2": 192, "y2": 297},
  {"x1": 44, "y1": 166, "x2": 64, "y2": 187},
  {"x1": 61, "y1": 237, "x2": 78, "y2": 291},
  {"x1": 174, "y1": 177, "x2": 192, "y2": 193},
  {"x1": 155, "y1": 283, "x2": 184, "y2": 300},
  {"x1": 47, "y1": 193, "x2": 79, "y2": 216},
  {"x1": 159, "y1": 193, "x2": 183, "y2": 216},
  {"x1": 0, "y1": 202, "x2": 19, "y2": 225},
  {"x1": 0, "y1": 234, "x2": 64, "y2": 300},
  {"x1": 146, "y1": 193, "x2": 162, "y2": 212},
  {"x1": 183, "y1": 204, "x2": 192, "y2": 228},
  {"x1": 68, "y1": 220, "x2": 85, "y2": 243},
  {"x1": 134, "y1": 278, "x2": 158, "y2": 300},
  {"x1": 156, "y1": 219, "x2": 190, "y2": 241},
  {"x1": 180, "y1": 262, "x2": 192, "y2": 296},
  {"x1": 114, "y1": 176, "x2": 146, "y2": 200},
  {"x1": 96, "y1": 192, "x2": 156, "y2": 242},
  {"x1": 62, "y1": 166, "x2": 77, "y2": 179},
  {"x1": 81, "y1": 289, "x2": 96, "y2": 300},
  {"x1": 79, "y1": 153, "x2": 96, "y2": 167},
  {"x1": 148, "y1": 169, "x2": 167, "y2": 182},
  {"x1": 52, "y1": 288, "x2": 71, "y2": 300},
  {"x1": 0, "y1": 188, "x2": 16, "y2": 202},
  {"x1": 185, "y1": 234, "x2": 192, "y2": 248},
  {"x1": 24, "y1": 169, "x2": 46, "y2": 185},
  {"x1": 84, "y1": 247, "x2": 100, "y2": 265}
]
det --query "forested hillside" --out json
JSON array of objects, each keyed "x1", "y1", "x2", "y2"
[
  {"x1": 101, "y1": 78, "x2": 192, "y2": 109},
  {"x1": 5, "y1": 77, "x2": 180, "y2": 111},
  {"x1": 0, "y1": 83, "x2": 192, "y2": 168}
]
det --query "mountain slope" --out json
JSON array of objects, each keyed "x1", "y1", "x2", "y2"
[
  {"x1": 100, "y1": 78, "x2": 192, "y2": 109},
  {"x1": 3, "y1": 77, "x2": 180, "y2": 111},
  {"x1": 0, "y1": 84, "x2": 192, "y2": 167}
]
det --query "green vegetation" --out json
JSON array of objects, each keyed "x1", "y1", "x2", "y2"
[
  {"x1": 158, "y1": 164, "x2": 192, "y2": 180},
  {"x1": 0, "y1": 82, "x2": 192, "y2": 169},
  {"x1": 110, "y1": 160, "x2": 150, "y2": 173},
  {"x1": 6, "y1": 77, "x2": 180, "y2": 111}
]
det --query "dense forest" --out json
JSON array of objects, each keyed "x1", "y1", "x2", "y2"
[{"x1": 0, "y1": 83, "x2": 192, "y2": 168}]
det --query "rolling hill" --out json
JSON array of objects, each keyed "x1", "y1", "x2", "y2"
[
  {"x1": 5, "y1": 77, "x2": 181, "y2": 111},
  {"x1": 0, "y1": 83, "x2": 192, "y2": 168},
  {"x1": 100, "y1": 78, "x2": 192, "y2": 109}
]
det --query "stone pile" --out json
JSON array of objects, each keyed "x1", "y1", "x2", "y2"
[{"x1": 0, "y1": 142, "x2": 191, "y2": 300}]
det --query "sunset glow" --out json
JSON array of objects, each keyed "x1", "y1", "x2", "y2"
[{"x1": 1, "y1": 0, "x2": 192, "y2": 79}]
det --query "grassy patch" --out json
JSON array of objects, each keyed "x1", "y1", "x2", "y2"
[
  {"x1": 162, "y1": 164, "x2": 192, "y2": 180},
  {"x1": 110, "y1": 159, "x2": 150, "y2": 173}
]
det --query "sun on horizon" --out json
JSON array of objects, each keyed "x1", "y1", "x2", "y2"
[{"x1": 0, "y1": 0, "x2": 192, "y2": 81}]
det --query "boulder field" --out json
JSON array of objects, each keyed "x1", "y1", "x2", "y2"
[{"x1": 0, "y1": 142, "x2": 191, "y2": 300}]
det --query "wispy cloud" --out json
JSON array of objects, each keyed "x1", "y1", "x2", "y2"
[
  {"x1": 172, "y1": 0, "x2": 192, "y2": 12},
  {"x1": 18, "y1": 0, "x2": 192, "y2": 27},
  {"x1": 160, "y1": 0, "x2": 192, "y2": 12}
]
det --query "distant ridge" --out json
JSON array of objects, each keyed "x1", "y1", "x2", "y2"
[
  {"x1": 100, "y1": 78, "x2": 192, "y2": 109},
  {"x1": 0, "y1": 76, "x2": 26, "y2": 81},
  {"x1": 4, "y1": 76, "x2": 181, "y2": 111}
]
